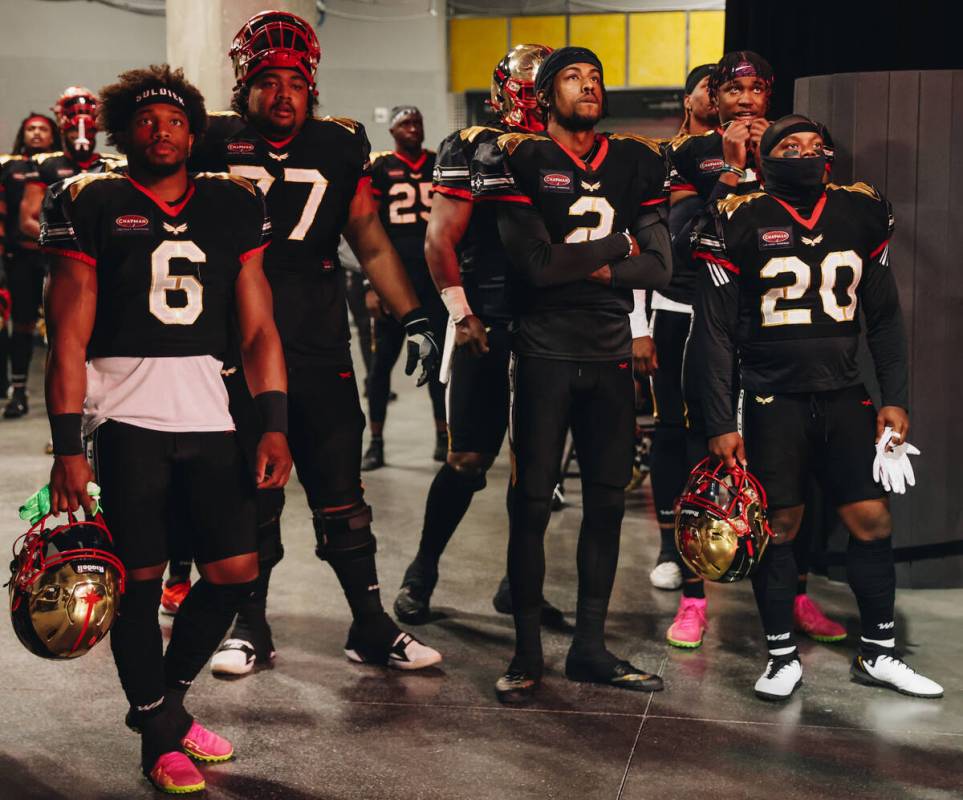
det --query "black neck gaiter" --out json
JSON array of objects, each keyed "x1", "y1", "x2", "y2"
[{"x1": 762, "y1": 155, "x2": 827, "y2": 210}]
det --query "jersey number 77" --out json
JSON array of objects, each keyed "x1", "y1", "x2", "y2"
[{"x1": 228, "y1": 165, "x2": 328, "y2": 241}]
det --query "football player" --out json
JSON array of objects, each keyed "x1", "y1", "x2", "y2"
[
  {"x1": 42, "y1": 65, "x2": 292, "y2": 793},
  {"x1": 677, "y1": 63, "x2": 718, "y2": 137},
  {"x1": 473, "y1": 46, "x2": 672, "y2": 703},
  {"x1": 362, "y1": 105, "x2": 447, "y2": 470},
  {"x1": 691, "y1": 114, "x2": 943, "y2": 701},
  {"x1": 0, "y1": 113, "x2": 60, "y2": 402},
  {"x1": 13, "y1": 88, "x2": 122, "y2": 420},
  {"x1": 189, "y1": 11, "x2": 441, "y2": 677},
  {"x1": 392, "y1": 44, "x2": 567, "y2": 628}
]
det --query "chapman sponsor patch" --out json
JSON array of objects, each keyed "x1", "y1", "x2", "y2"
[
  {"x1": 114, "y1": 213, "x2": 151, "y2": 234},
  {"x1": 540, "y1": 169, "x2": 573, "y2": 193},
  {"x1": 227, "y1": 141, "x2": 256, "y2": 155},
  {"x1": 757, "y1": 226, "x2": 794, "y2": 250},
  {"x1": 699, "y1": 157, "x2": 724, "y2": 173},
  {"x1": 57, "y1": 168, "x2": 74, "y2": 177},
  {"x1": 387, "y1": 168, "x2": 405, "y2": 179}
]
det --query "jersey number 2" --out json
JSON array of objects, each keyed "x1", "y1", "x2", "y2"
[
  {"x1": 229, "y1": 166, "x2": 328, "y2": 241},
  {"x1": 564, "y1": 196, "x2": 616, "y2": 242},
  {"x1": 761, "y1": 250, "x2": 863, "y2": 326},
  {"x1": 150, "y1": 240, "x2": 204, "y2": 325}
]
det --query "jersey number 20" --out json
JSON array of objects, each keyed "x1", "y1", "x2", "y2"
[{"x1": 761, "y1": 250, "x2": 863, "y2": 327}]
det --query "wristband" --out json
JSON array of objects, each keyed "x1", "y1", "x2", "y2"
[
  {"x1": 720, "y1": 163, "x2": 746, "y2": 179},
  {"x1": 440, "y1": 286, "x2": 473, "y2": 323},
  {"x1": 49, "y1": 413, "x2": 83, "y2": 456},
  {"x1": 619, "y1": 231, "x2": 634, "y2": 257},
  {"x1": 254, "y1": 391, "x2": 288, "y2": 435}
]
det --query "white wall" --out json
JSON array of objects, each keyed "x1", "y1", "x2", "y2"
[{"x1": 0, "y1": 0, "x2": 165, "y2": 152}]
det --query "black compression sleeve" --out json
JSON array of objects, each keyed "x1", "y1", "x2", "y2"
[
  {"x1": 496, "y1": 202, "x2": 630, "y2": 288},
  {"x1": 861, "y1": 258, "x2": 909, "y2": 410},
  {"x1": 693, "y1": 263, "x2": 740, "y2": 436},
  {"x1": 610, "y1": 209, "x2": 672, "y2": 290}
]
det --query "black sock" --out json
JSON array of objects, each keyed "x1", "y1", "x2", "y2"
[
  {"x1": 680, "y1": 560, "x2": 705, "y2": 598},
  {"x1": 0, "y1": 327, "x2": 9, "y2": 393},
  {"x1": 657, "y1": 526, "x2": 680, "y2": 565},
  {"x1": 9, "y1": 329, "x2": 32, "y2": 389},
  {"x1": 846, "y1": 536, "x2": 896, "y2": 653},
  {"x1": 330, "y1": 554, "x2": 386, "y2": 623},
  {"x1": 231, "y1": 565, "x2": 274, "y2": 656},
  {"x1": 751, "y1": 542, "x2": 798, "y2": 657},
  {"x1": 507, "y1": 491, "x2": 550, "y2": 675},
  {"x1": 110, "y1": 579, "x2": 166, "y2": 715},
  {"x1": 164, "y1": 578, "x2": 256, "y2": 692},
  {"x1": 415, "y1": 463, "x2": 485, "y2": 572},
  {"x1": 796, "y1": 576, "x2": 808, "y2": 596}
]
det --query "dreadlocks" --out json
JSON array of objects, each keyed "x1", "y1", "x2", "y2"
[{"x1": 12, "y1": 113, "x2": 61, "y2": 156}]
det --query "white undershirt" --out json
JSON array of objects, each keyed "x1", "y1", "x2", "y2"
[{"x1": 83, "y1": 356, "x2": 234, "y2": 435}]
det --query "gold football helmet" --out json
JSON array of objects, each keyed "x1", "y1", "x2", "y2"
[
  {"x1": 491, "y1": 44, "x2": 553, "y2": 132},
  {"x1": 675, "y1": 458, "x2": 771, "y2": 582}
]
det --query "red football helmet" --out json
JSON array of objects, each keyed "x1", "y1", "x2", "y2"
[
  {"x1": 490, "y1": 44, "x2": 553, "y2": 132},
  {"x1": 674, "y1": 458, "x2": 772, "y2": 583},
  {"x1": 229, "y1": 10, "x2": 321, "y2": 87},
  {"x1": 53, "y1": 86, "x2": 98, "y2": 131}
]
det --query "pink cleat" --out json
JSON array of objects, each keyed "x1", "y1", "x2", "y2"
[
  {"x1": 794, "y1": 594, "x2": 847, "y2": 642},
  {"x1": 181, "y1": 720, "x2": 234, "y2": 763},
  {"x1": 148, "y1": 752, "x2": 205, "y2": 794},
  {"x1": 666, "y1": 596, "x2": 708, "y2": 649}
]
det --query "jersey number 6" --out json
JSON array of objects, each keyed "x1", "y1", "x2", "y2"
[
  {"x1": 150, "y1": 240, "x2": 205, "y2": 325},
  {"x1": 229, "y1": 165, "x2": 329, "y2": 241}
]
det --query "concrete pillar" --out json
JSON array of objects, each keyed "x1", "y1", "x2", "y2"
[{"x1": 166, "y1": 0, "x2": 314, "y2": 112}]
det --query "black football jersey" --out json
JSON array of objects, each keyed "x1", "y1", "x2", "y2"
[
  {"x1": 433, "y1": 123, "x2": 516, "y2": 324},
  {"x1": 189, "y1": 113, "x2": 371, "y2": 365},
  {"x1": 369, "y1": 149, "x2": 434, "y2": 296},
  {"x1": 40, "y1": 172, "x2": 269, "y2": 360},
  {"x1": 32, "y1": 150, "x2": 125, "y2": 187},
  {"x1": 1, "y1": 154, "x2": 39, "y2": 250},
  {"x1": 473, "y1": 131, "x2": 668, "y2": 360},
  {"x1": 693, "y1": 182, "x2": 899, "y2": 430}
]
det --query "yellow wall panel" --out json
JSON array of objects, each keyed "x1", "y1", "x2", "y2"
[
  {"x1": 628, "y1": 12, "x2": 686, "y2": 88},
  {"x1": 689, "y1": 11, "x2": 725, "y2": 70},
  {"x1": 450, "y1": 17, "x2": 507, "y2": 92},
  {"x1": 510, "y1": 15, "x2": 566, "y2": 50},
  {"x1": 569, "y1": 14, "x2": 626, "y2": 87}
]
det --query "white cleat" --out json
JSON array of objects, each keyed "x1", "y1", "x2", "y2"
[
  {"x1": 649, "y1": 561, "x2": 683, "y2": 590},
  {"x1": 754, "y1": 655, "x2": 803, "y2": 701},
  {"x1": 210, "y1": 638, "x2": 274, "y2": 678},
  {"x1": 387, "y1": 632, "x2": 442, "y2": 671},
  {"x1": 851, "y1": 653, "x2": 943, "y2": 698}
]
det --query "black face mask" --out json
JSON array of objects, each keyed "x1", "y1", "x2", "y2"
[{"x1": 762, "y1": 155, "x2": 827, "y2": 208}]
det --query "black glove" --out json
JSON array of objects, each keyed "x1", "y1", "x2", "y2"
[{"x1": 402, "y1": 308, "x2": 440, "y2": 387}]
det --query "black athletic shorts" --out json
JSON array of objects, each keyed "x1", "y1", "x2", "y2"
[
  {"x1": 447, "y1": 324, "x2": 511, "y2": 455},
  {"x1": 509, "y1": 354, "x2": 635, "y2": 498},
  {"x1": 89, "y1": 420, "x2": 256, "y2": 570},
  {"x1": 6, "y1": 249, "x2": 45, "y2": 327},
  {"x1": 650, "y1": 308, "x2": 689, "y2": 428},
  {"x1": 740, "y1": 384, "x2": 886, "y2": 510},
  {"x1": 227, "y1": 361, "x2": 366, "y2": 513}
]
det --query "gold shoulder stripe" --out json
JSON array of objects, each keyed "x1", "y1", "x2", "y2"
[
  {"x1": 209, "y1": 110, "x2": 241, "y2": 118},
  {"x1": 0, "y1": 154, "x2": 20, "y2": 166},
  {"x1": 33, "y1": 151, "x2": 65, "y2": 165},
  {"x1": 321, "y1": 116, "x2": 360, "y2": 134},
  {"x1": 369, "y1": 150, "x2": 392, "y2": 164},
  {"x1": 496, "y1": 131, "x2": 544, "y2": 156},
  {"x1": 460, "y1": 125, "x2": 502, "y2": 143},
  {"x1": 609, "y1": 133, "x2": 663, "y2": 156},
  {"x1": 193, "y1": 172, "x2": 258, "y2": 196},
  {"x1": 103, "y1": 156, "x2": 127, "y2": 173},
  {"x1": 717, "y1": 191, "x2": 767, "y2": 218},
  {"x1": 827, "y1": 181, "x2": 880, "y2": 200},
  {"x1": 65, "y1": 171, "x2": 124, "y2": 201}
]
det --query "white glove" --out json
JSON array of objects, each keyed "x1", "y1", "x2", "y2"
[{"x1": 872, "y1": 427, "x2": 920, "y2": 494}]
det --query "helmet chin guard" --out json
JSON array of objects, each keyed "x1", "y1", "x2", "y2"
[
  {"x1": 675, "y1": 458, "x2": 772, "y2": 583},
  {"x1": 490, "y1": 44, "x2": 553, "y2": 132},
  {"x1": 230, "y1": 11, "x2": 321, "y2": 89},
  {"x1": 53, "y1": 87, "x2": 98, "y2": 146}
]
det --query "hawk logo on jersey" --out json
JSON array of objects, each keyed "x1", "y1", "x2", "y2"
[
  {"x1": 755, "y1": 395, "x2": 774, "y2": 405},
  {"x1": 162, "y1": 221, "x2": 189, "y2": 236},
  {"x1": 758, "y1": 227, "x2": 794, "y2": 250},
  {"x1": 541, "y1": 170, "x2": 573, "y2": 193},
  {"x1": 801, "y1": 233, "x2": 824, "y2": 247},
  {"x1": 268, "y1": 151, "x2": 290, "y2": 162},
  {"x1": 580, "y1": 180, "x2": 601, "y2": 193}
]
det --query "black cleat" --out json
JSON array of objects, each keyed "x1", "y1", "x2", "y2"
[
  {"x1": 394, "y1": 585, "x2": 431, "y2": 625},
  {"x1": 565, "y1": 653, "x2": 664, "y2": 693},
  {"x1": 361, "y1": 439, "x2": 384, "y2": 471},
  {"x1": 495, "y1": 669, "x2": 540, "y2": 705},
  {"x1": 492, "y1": 578, "x2": 568, "y2": 629},
  {"x1": 4, "y1": 389, "x2": 27, "y2": 419}
]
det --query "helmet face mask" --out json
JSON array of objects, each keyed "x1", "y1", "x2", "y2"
[
  {"x1": 675, "y1": 458, "x2": 771, "y2": 582},
  {"x1": 53, "y1": 87, "x2": 98, "y2": 148},
  {"x1": 9, "y1": 514, "x2": 125, "y2": 659},
  {"x1": 230, "y1": 11, "x2": 321, "y2": 90},
  {"x1": 491, "y1": 44, "x2": 553, "y2": 132}
]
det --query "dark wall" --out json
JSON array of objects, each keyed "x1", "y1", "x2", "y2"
[
  {"x1": 796, "y1": 71, "x2": 963, "y2": 588},
  {"x1": 725, "y1": 3, "x2": 963, "y2": 118}
]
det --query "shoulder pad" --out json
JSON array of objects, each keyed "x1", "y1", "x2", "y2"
[
  {"x1": 319, "y1": 116, "x2": 361, "y2": 134},
  {"x1": 64, "y1": 171, "x2": 125, "y2": 201},
  {"x1": 193, "y1": 172, "x2": 259, "y2": 196},
  {"x1": 369, "y1": 150, "x2": 392, "y2": 164},
  {"x1": 609, "y1": 133, "x2": 663, "y2": 157},
  {"x1": 827, "y1": 181, "x2": 881, "y2": 201},
  {"x1": 103, "y1": 156, "x2": 128, "y2": 173},
  {"x1": 669, "y1": 130, "x2": 715, "y2": 152},
  {"x1": 716, "y1": 191, "x2": 767, "y2": 219},
  {"x1": 208, "y1": 111, "x2": 241, "y2": 119},
  {"x1": 460, "y1": 126, "x2": 502, "y2": 144},
  {"x1": 495, "y1": 131, "x2": 545, "y2": 156},
  {"x1": 33, "y1": 151, "x2": 64, "y2": 164},
  {"x1": 0, "y1": 154, "x2": 20, "y2": 166}
]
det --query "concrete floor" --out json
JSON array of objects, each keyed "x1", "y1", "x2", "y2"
[{"x1": 0, "y1": 350, "x2": 961, "y2": 800}]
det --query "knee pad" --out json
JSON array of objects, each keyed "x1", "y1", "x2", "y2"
[
  {"x1": 581, "y1": 484, "x2": 625, "y2": 533},
  {"x1": 256, "y1": 489, "x2": 285, "y2": 568},
  {"x1": 191, "y1": 578, "x2": 259, "y2": 612},
  {"x1": 448, "y1": 461, "x2": 488, "y2": 493},
  {"x1": 312, "y1": 502, "x2": 376, "y2": 562}
]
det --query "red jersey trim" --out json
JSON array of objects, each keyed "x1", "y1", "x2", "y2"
[
  {"x1": 641, "y1": 197, "x2": 667, "y2": 206},
  {"x1": 771, "y1": 193, "x2": 827, "y2": 231},
  {"x1": 475, "y1": 194, "x2": 533, "y2": 205},
  {"x1": 25, "y1": 179, "x2": 48, "y2": 189},
  {"x1": 392, "y1": 150, "x2": 427, "y2": 172},
  {"x1": 550, "y1": 133, "x2": 609, "y2": 172},
  {"x1": 693, "y1": 250, "x2": 740, "y2": 275},
  {"x1": 350, "y1": 175, "x2": 377, "y2": 219},
  {"x1": 239, "y1": 242, "x2": 269, "y2": 263},
  {"x1": 432, "y1": 184, "x2": 473, "y2": 202},
  {"x1": 670, "y1": 182, "x2": 697, "y2": 193},
  {"x1": 262, "y1": 133, "x2": 296, "y2": 150},
  {"x1": 43, "y1": 246, "x2": 96, "y2": 267},
  {"x1": 126, "y1": 176, "x2": 196, "y2": 217},
  {"x1": 870, "y1": 239, "x2": 889, "y2": 259}
]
